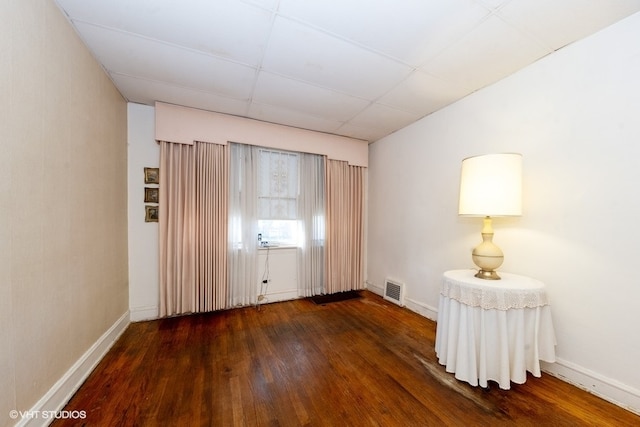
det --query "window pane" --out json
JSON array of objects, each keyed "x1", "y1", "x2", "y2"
[
  {"x1": 258, "y1": 149, "x2": 299, "y2": 220},
  {"x1": 257, "y1": 220, "x2": 299, "y2": 246}
]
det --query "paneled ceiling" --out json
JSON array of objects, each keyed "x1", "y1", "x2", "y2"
[{"x1": 54, "y1": 0, "x2": 640, "y2": 143}]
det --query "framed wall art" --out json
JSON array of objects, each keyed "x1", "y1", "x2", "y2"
[
  {"x1": 144, "y1": 167, "x2": 159, "y2": 184},
  {"x1": 145, "y1": 205, "x2": 159, "y2": 222},
  {"x1": 144, "y1": 187, "x2": 159, "y2": 203}
]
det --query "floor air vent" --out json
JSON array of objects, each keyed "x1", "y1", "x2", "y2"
[{"x1": 383, "y1": 279, "x2": 405, "y2": 306}]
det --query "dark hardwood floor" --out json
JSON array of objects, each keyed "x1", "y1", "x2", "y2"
[{"x1": 53, "y1": 291, "x2": 639, "y2": 426}]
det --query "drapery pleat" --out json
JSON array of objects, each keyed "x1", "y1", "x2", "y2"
[
  {"x1": 159, "y1": 141, "x2": 229, "y2": 316},
  {"x1": 159, "y1": 142, "x2": 196, "y2": 316},
  {"x1": 195, "y1": 142, "x2": 229, "y2": 312},
  {"x1": 325, "y1": 159, "x2": 365, "y2": 293},
  {"x1": 297, "y1": 153, "x2": 325, "y2": 297}
]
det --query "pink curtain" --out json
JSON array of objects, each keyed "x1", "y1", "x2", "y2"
[
  {"x1": 325, "y1": 159, "x2": 365, "y2": 294},
  {"x1": 159, "y1": 141, "x2": 229, "y2": 316}
]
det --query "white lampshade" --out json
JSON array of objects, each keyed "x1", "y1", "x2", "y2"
[{"x1": 459, "y1": 153, "x2": 522, "y2": 217}]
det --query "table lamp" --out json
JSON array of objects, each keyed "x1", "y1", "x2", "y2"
[{"x1": 458, "y1": 153, "x2": 522, "y2": 280}]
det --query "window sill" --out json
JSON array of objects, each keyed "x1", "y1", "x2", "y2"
[{"x1": 258, "y1": 244, "x2": 298, "y2": 250}]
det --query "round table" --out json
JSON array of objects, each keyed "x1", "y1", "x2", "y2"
[{"x1": 435, "y1": 269, "x2": 556, "y2": 390}]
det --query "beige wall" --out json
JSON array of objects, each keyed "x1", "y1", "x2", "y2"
[{"x1": 0, "y1": 1, "x2": 128, "y2": 425}]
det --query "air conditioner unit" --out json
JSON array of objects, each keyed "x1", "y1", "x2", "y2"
[{"x1": 383, "y1": 278, "x2": 405, "y2": 306}]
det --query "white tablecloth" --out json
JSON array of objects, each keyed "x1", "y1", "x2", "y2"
[{"x1": 435, "y1": 270, "x2": 556, "y2": 390}]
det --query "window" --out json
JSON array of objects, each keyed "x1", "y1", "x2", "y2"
[
  {"x1": 257, "y1": 149, "x2": 299, "y2": 245},
  {"x1": 257, "y1": 219, "x2": 299, "y2": 246}
]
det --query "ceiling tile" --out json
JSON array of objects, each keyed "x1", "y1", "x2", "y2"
[
  {"x1": 378, "y1": 70, "x2": 472, "y2": 116},
  {"x1": 248, "y1": 102, "x2": 345, "y2": 135},
  {"x1": 73, "y1": 22, "x2": 258, "y2": 99},
  {"x1": 335, "y1": 123, "x2": 389, "y2": 142},
  {"x1": 111, "y1": 74, "x2": 250, "y2": 116},
  {"x1": 261, "y1": 17, "x2": 413, "y2": 99},
  {"x1": 348, "y1": 103, "x2": 422, "y2": 134},
  {"x1": 241, "y1": 0, "x2": 280, "y2": 11},
  {"x1": 56, "y1": 0, "x2": 274, "y2": 65},
  {"x1": 278, "y1": 0, "x2": 490, "y2": 66},
  {"x1": 497, "y1": 0, "x2": 640, "y2": 50},
  {"x1": 253, "y1": 72, "x2": 370, "y2": 121},
  {"x1": 475, "y1": 0, "x2": 511, "y2": 10},
  {"x1": 422, "y1": 14, "x2": 551, "y2": 91}
]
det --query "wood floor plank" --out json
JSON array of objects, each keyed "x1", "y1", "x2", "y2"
[{"x1": 52, "y1": 291, "x2": 639, "y2": 426}]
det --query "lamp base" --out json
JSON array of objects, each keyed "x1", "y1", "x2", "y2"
[
  {"x1": 474, "y1": 269, "x2": 501, "y2": 280},
  {"x1": 471, "y1": 216, "x2": 504, "y2": 280}
]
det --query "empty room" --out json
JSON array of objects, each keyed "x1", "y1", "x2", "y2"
[{"x1": 3, "y1": 1, "x2": 640, "y2": 426}]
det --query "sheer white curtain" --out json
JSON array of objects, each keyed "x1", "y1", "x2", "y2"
[
  {"x1": 297, "y1": 153, "x2": 325, "y2": 297},
  {"x1": 228, "y1": 143, "x2": 259, "y2": 307}
]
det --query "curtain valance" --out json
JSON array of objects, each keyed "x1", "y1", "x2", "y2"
[{"x1": 155, "y1": 102, "x2": 369, "y2": 167}]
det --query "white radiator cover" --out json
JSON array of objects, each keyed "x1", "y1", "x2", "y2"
[{"x1": 383, "y1": 279, "x2": 405, "y2": 306}]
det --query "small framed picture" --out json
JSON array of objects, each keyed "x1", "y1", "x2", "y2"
[
  {"x1": 144, "y1": 167, "x2": 159, "y2": 184},
  {"x1": 145, "y1": 205, "x2": 159, "y2": 222},
  {"x1": 144, "y1": 187, "x2": 159, "y2": 203}
]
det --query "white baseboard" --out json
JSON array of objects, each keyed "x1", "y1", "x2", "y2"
[
  {"x1": 403, "y1": 297, "x2": 438, "y2": 322},
  {"x1": 130, "y1": 305, "x2": 159, "y2": 322},
  {"x1": 365, "y1": 283, "x2": 438, "y2": 321},
  {"x1": 262, "y1": 288, "x2": 299, "y2": 304},
  {"x1": 18, "y1": 311, "x2": 130, "y2": 427},
  {"x1": 365, "y1": 282, "x2": 384, "y2": 296},
  {"x1": 541, "y1": 358, "x2": 640, "y2": 416}
]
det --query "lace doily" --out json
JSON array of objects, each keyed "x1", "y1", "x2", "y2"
[{"x1": 441, "y1": 270, "x2": 549, "y2": 310}]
